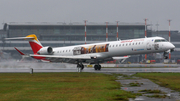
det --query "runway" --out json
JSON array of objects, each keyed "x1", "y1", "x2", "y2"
[
  {"x1": 1, "y1": 67, "x2": 180, "y2": 73},
  {"x1": 0, "y1": 62, "x2": 180, "y2": 73}
]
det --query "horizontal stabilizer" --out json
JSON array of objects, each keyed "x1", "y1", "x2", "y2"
[
  {"x1": 6, "y1": 34, "x2": 43, "y2": 54},
  {"x1": 14, "y1": 47, "x2": 29, "y2": 58},
  {"x1": 5, "y1": 37, "x2": 34, "y2": 40},
  {"x1": 14, "y1": 47, "x2": 25, "y2": 55}
]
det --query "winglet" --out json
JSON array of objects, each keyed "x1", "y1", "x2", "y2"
[{"x1": 14, "y1": 47, "x2": 25, "y2": 55}]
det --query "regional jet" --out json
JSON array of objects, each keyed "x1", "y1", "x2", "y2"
[{"x1": 6, "y1": 34, "x2": 175, "y2": 71}]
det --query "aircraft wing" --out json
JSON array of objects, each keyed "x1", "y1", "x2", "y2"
[
  {"x1": 29, "y1": 54, "x2": 92, "y2": 63},
  {"x1": 112, "y1": 56, "x2": 130, "y2": 60},
  {"x1": 112, "y1": 56, "x2": 130, "y2": 63},
  {"x1": 29, "y1": 54, "x2": 130, "y2": 64}
]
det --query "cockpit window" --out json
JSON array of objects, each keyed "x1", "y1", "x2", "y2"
[
  {"x1": 155, "y1": 39, "x2": 168, "y2": 42},
  {"x1": 161, "y1": 39, "x2": 167, "y2": 42}
]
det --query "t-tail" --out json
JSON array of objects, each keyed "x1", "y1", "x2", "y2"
[
  {"x1": 6, "y1": 34, "x2": 43, "y2": 54},
  {"x1": 26, "y1": 34, "x2": 43, "y2": 54}
]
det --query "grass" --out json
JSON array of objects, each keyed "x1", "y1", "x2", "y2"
[
  {"x1": 134, "y1": 73, "x2": 180, "y2": 92},
  {"x1": 129, "y1": 82, "x2": 142, "y2": 87},
  {"x1": 146, "y1": 94, "x2": 167, "y2": 98},
  {"x1": 0, "y1": 73, "x2": 136, "y2": 101},
  {"x1": 138, "y1": 89, "x2": 164, "y2": 94}
]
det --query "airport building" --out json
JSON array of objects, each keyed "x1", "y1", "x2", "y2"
[
  {"x1": 0, "y1": 22, "x2": 179, "y2": 62},
  {"x1": 151, "y1": 30, "x2": 180, "y2": 62}
]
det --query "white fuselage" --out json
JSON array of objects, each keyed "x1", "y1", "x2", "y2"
[{"x1": 51, "y1": 37, "x2": 175, "y2": 59}]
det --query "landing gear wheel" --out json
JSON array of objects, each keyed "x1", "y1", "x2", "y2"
[
  {"x1": 77, "y1": 64, "x2": 84, "y2": 70},
  {"x1": 77, "y1": 64, "x2": 81, "y2": 72},
  {"x1": 80, "y1": 64, "x2": 84, "y2": 70},
  {"x1": 94, "y1": 65, "x2": 98, "y2": 70},
  {"x1": 94, "y1": 65, "x2": 101, "y2": 70},
  {"x1": 164, "y1": 56, "x2": 168, "y2": 59},
  {"x1": 97, "y1": 65, "x2": 101, "y2": 70},
  {"x1": 77, "y1": 64, "x2": 81, "y2": 68}
]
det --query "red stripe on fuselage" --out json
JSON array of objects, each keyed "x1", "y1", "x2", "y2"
[
  {"x1": 32, "y1": 56, "x2": 50, "y2": 61},
  {"x1": 32, "y1": 53, "x2": 50, "y2": 61},
  {"x1": 33, "y1": 55, "x2": 46, "y2": 60}
]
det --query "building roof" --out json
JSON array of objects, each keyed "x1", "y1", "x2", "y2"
[{"x1": 7, "y1": 22, "x2": 147, "y2": 26}]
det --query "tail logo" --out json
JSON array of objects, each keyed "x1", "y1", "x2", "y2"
[{"x1": 26, "y1": 34, "x2": 43, "y2": 54}]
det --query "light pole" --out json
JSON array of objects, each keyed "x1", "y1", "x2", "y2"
[
  {"x1": 144, "y1": 18, "x2": 148, "y2": 60},
  {"x1": 84, "y1": 20, "x2": 87, "y2": 44},
  {"x1": 144, "y1": 18, "x2": 148, "y2": 37},
  {"x1": 156, "y1": 22, "x2": 159, "y2": 36},
  {"x1": 116, "y1": 21, "x2": 119, "y2": 41},
  {"x1": 168, "y1": 19, "x2": 172, "y2": 59},
  {"x1": 105, "y1": 22, "x2": 108, "y2": 41}
]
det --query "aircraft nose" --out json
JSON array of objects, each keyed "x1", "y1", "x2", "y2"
[
  {"x1": 170, "y1": 44, "x2": 175, "y2": 52},
  {"x1": 168, "y1": 43, "x2": 175, "y2": 50},
  {"x1": 171, "y1": 43, "x2": 175, "y2": 49},
  {"x1": 172, "y1": 44, "x2": 175, "y2": 51}
]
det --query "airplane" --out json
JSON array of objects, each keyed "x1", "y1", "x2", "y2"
[{"x1": 6, "y1": 34, "x2": 175, "y2": 71}]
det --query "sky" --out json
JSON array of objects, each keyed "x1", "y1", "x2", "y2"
[{"x1": 0, "y1": 0, "x2": 179, "y2": 31}]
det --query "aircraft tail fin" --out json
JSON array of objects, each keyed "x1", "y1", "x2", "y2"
[
  {"x1": 25, "y1": 34, "x2": 43, "y2": 54},
  {"x1": 6, "y1": 34, "x2": 43, "y2": 54}
]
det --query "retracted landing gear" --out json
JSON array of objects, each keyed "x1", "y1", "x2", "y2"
[{"x1": 94, "y1": 64, "x2": 101, "y2": 70}]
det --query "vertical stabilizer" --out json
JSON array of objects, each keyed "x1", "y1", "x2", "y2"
[{"x1": 26, "y1": 34, "x2": 43, "y2": 54}]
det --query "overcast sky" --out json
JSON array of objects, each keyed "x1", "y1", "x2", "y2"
[{"x1": 0, "y1": 0, "x2": 179, "y2": 31}]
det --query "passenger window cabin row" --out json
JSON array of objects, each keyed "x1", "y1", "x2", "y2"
[
  {"x1": 109, "y1": 42, "x2": 143, "y2": 47},
  {"x1": 55, "y1": 41, "x2": 146, "y2": 53}
]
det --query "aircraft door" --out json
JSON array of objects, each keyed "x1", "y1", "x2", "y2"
[
  {"x1": 73, "y1": 47, "x2": 81, "y2": 55},
  {"x1": 159, "y1": 43, "x2": 164, "y2": 50},
  {"x1": 146, "y1": 39, "x2": 152, "y2": 50}
]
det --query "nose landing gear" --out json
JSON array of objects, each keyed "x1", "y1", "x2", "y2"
[
  {"x1": 164, "y1": 56, "x2": 168, "y2": 59},
  {"x1": 163, "y1": 50, "x2": 170, "y2": 59},
  {"x1": 163, "y1": 49, "x2": 175, "y2": 59}
]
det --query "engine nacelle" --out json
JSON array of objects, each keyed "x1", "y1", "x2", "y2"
[{"x1": 37, "y1": 46, "x2": 53, "y2": 55}]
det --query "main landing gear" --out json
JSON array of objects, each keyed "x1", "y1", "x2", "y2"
[
  {"x1": 76, "y1": 60, "x2": 101, "y2": 72},
  {"x1": 77, "y1": 63, "x2": 84, "y2": 72},
  {"x1": 94, "y1": 64, "x2": 101, "y2": 70}
]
